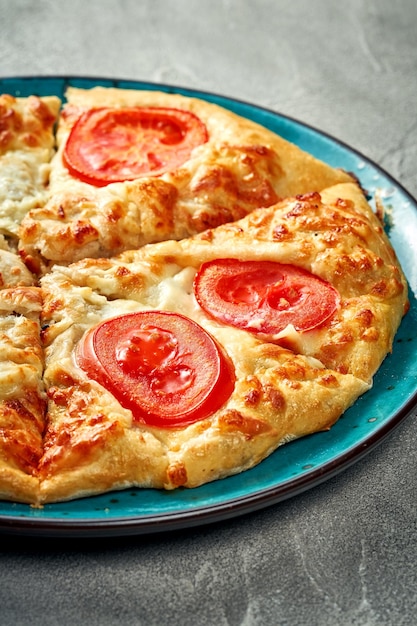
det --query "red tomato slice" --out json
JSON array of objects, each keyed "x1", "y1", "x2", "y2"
[
  {"x1": 194, "y1": 259, "x2": 339, "y2": 336},
  {"x1": 75, "y1": 311, "x2": 235, "y2": 428},
  {"x1": 63, "y1": 107, "x2": 208, "y2": 186}
]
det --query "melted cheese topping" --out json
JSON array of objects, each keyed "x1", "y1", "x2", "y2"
[
  {"x1": 19, "y1": 86, "x2": 353, "y2": 269},
  {"x1": 0, "y1": 149, "x2": 51, "y2": 236},
  {"x1": 0, "y1": 87, "x2": 408, "y2": 505},
  {"x1": 31, "y1": 180, "x2": 409, "y2": 503},
  {"x1": 0, "y1": 94, "x2": 60, "y2": 242}
]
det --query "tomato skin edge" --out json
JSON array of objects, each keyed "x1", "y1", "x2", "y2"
[
  {"x1": 75, "y1": 311, "x2": 235, "y2": 429},
  {"x1": 63, "y1": 106, "x2": 209, "y2": 187},
  {"x1": 194, "y1": 258, "x2": 340, "y2": 337}
]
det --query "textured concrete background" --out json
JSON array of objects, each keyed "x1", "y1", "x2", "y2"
[{"x1": 1, "y1": 1, "x2": 416, "y2": 624}]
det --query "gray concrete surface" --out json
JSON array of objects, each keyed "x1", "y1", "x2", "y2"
[{"x1": 1, "y1": 1, "x2": 416, "y2": 624}]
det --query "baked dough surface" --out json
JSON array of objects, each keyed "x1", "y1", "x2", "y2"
[
  {"x1": 36, "y1": 182, "x2": 407, "y2": 504},
  {"x1": 0, "y1": 88, "x2": 408, "y2": 505},
  {"x1": 0, "y1": 249, "x2": 44, "y2": 503},
  {"x1": 0, "y1": 94, "x2": 60, "y2": 242},
  {"x1": 19, "y1": 87, "x2": 353, "y2": 270}
]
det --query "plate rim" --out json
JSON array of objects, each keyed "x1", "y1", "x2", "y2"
[
  {"x1": 1, "y1": 393, "x2": 415, "y2": 539},
  {"x1": 0, "y1": 74, "x2": 416, "y2": 538}
]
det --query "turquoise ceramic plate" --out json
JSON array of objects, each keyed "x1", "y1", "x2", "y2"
[{"x1": 0, "y1": 76, "x2": 416, "y2": 537}]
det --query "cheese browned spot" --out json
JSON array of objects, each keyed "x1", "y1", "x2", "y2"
[{"x1": 166, "y1": 462, "x2": 188, "y2": 488}]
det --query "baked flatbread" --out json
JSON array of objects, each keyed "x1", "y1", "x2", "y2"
[
  {"x1": 19, "y1": 86, "x2": 353, "y2": 271},
  {"x1": 0, "y1": 86, "x2": 408, "y2": 505},
  {"x1": 0, "y1": 249, "x2": 44, "y2": 503},
  {"x1": 0, "y1": 94, "x2": 60, "y2": 245},
  {"x1": 33, "y1": 182, "x2": 407, "y2": 504}
]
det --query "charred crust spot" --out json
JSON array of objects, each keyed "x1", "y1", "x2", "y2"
[
  {"x1": 28, "y1": 96, "x2": 57, "y2": 128},
  {"x1": 72, "y1": 220, "x2": 99, "y2": 244},
  {"x1": 296, "y1": 191, "x2": 322, "y2": 204},
  {"x1": 335, "y1": 197, "x2": 354, "y2": 210},
  {"x1": 53, "y1": 368, "x2": 79, "y2": 387},
  {"x1": 318, "y1": 373, "x2": 339, "y2": 387},
  {"x1": 263, "y1": 385, "x2": 286, "y2": 410},
  {"x1": 285, "y1": 193, "x2": 322, "y2": 218},
  {"x1": 285, "y1": 201, "x2": 304, "y2": 218},
  {"x1": 355, "y1": 308, "x2": 374, "y2": 327},
  {"x1": 361, "y1": 328, "x2": 380, "y2": 342},
  {"x1": 272, "y1": 223, "x2": 291, "y2": 241},
  {"x1": 115, "y1": 266, "x2": 131, "y2": 277},
  {"x1": 244, "y1": 388, "x2": 261, "y2": 406},
  {"x1": 218, "y1": 409, "x2": 272, "y2": 439},
  {"x1": 243, "y1": 375, "x2": 263, "y2": 407},
  {"x1": 106, "y1": 202, "x2": 124, "y2": 223},
  {"x1": 167, "y1": 461, "x2": 188, "y2": 487},
  {"x1": 198, "y1": 229, "x2": 214, "y2": 242},
  {"x1": 22, "y1": 133, "x2": 39, "y2": 148},
  {"x1": 47, "y1": 387, "x2": 68, "y2": 406}
]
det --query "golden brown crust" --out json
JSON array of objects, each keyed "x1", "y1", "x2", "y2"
[
  {"x1": 0, "y1": 87, "x2": 408, "y2": 506},
  {"x1": 0, "y1": 284, "x2": 45, "y2": 503},
  {"x1": 19, "y1": 86, "x2": 353, "y2": 269},
  {"x1": 0, "y1": 245, "x2": 45, "y2": 503},
  {"x1": 32, "y1": 182, "x2": 406, "y2": 504},
  {"x1": 38, "y1": 313, "x2": 367, "y2": 502}
]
